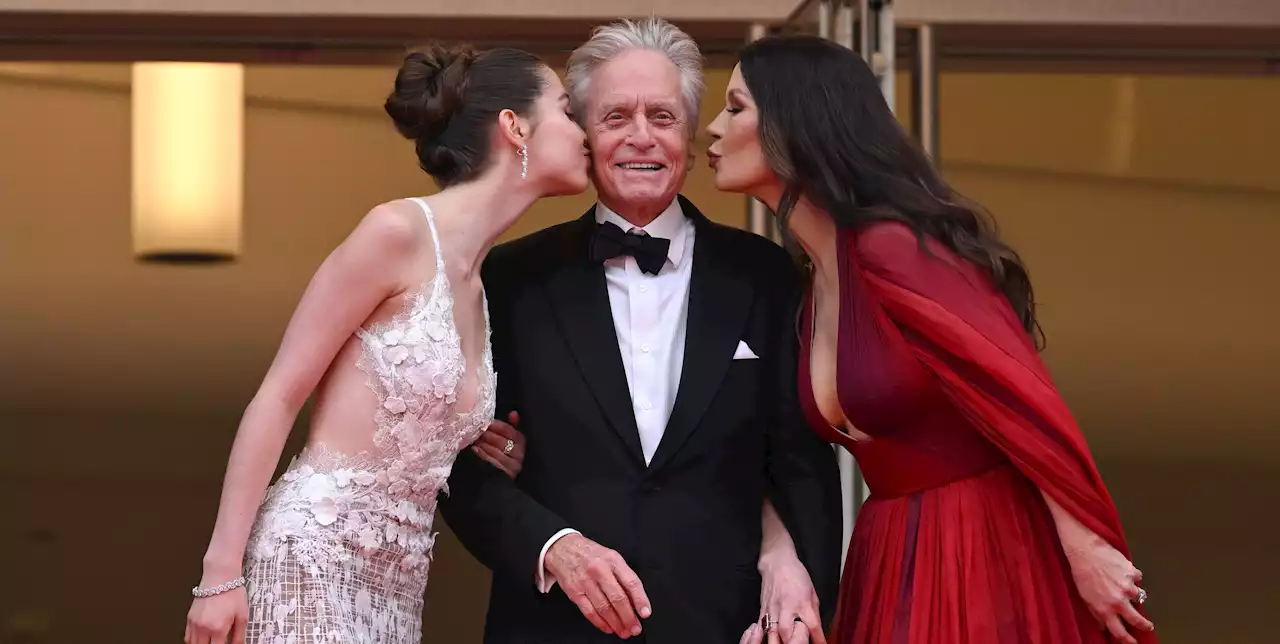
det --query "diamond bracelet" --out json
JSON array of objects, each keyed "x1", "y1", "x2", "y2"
[{"x1": 192, "y1": 576, "x2": 246, "y2": 598}]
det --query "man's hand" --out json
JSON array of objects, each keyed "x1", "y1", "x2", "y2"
[
  {"x1": 756, "y1": 552, "x2": 825, "y2": 644},
  {"x1": 545, "y1": 533, "x2": 651, "y2": 639}
]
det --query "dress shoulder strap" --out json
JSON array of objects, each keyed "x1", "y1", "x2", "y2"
[{"x1": 409, "y1": 197, "x2": 445, "y2": 272}]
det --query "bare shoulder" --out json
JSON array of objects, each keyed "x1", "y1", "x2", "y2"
[
  {"x1": 320, "y1": 199, "x2": 434, "y2": 296},
  {"x1": 352, "y1": 199, "x2": 429, "y2": 255}
]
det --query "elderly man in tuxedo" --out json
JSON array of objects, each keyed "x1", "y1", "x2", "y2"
[{"x1": 440, "y1": 17, "x2": 842, "y2": 644}]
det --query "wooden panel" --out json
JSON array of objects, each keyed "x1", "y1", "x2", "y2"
[
  {"x1": 0, "y1": 0, "x2": 795, "y2": 21},
  {"x1": 894, "y1": 0, "x2": 1280, "y2": 27},
  {"x1": 0, "y1": 13, "x2": 757, "y2": 62},
  {"x1": 788, "y1": 0, "x2": 1280, "y2": 28}
]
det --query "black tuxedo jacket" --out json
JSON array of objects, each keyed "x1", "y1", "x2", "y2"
[{"x1": 439, "y1": 196, "x2": 842, "y2": 643}]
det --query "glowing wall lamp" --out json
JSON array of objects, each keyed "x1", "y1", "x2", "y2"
[{"x1": 132, "y1": 62, "x2": 243, "y2": 263}]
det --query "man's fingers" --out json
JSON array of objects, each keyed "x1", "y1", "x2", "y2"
[
  {"x1": 583, "y1": 581, "x2": 626, "y2": 636},
  {"x1": 508, "y1": 410, "x2": 520, "y2": 426},
  {"x1": 612, "y1": 558, "x2": 652, "y2": 619},
  {"x1": 570, "y1": 591, "x2": 613, "y2": 635},
  {"x1": 740, "y1": 623, "x2": 764, "y2": 644},
  {"x1": 598, "y1": 572, "x2": 641, "y2": 636},
  {"x1": 788, "y1": 624, "x2": 810, "y2": 644}
]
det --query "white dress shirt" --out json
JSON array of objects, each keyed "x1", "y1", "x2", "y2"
[{"x1": 535, "y1": 198, "x2": 696, "y2": 592}]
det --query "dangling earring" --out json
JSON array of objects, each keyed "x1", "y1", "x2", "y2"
[{"x1": 519, "y1": 144, "x2": 528, "y2": 179}]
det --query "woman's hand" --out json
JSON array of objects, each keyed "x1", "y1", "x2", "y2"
[
  {"x1": 1065, "y1": 536, "x2": 1154, "y2": 643},
  {"x1": 738, "y1": 619, "x2": 811, "y2": 644},
  {"x1": 750, "y1": 500, "x2": 825, "y2": 644},
  {"x1": 1040, "y1": 491, "x2": 1154, "y2": 643},
  {"x1": 184, "y1": 586, "x2": 248, "y2": 644},
  {"x1": 472, "y1": 411, "x2": 526, "y2": 479},
  {"x1": 754, "y1": 551, "x2": 825, "y2": 644}
]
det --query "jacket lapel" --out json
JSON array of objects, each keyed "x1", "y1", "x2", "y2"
[
  {"x1": 647, "y1": 197, "x2": 754, "y2": 473},
  {"x1": 544, "y1": 208, "x2": 646, "y2": 465}
]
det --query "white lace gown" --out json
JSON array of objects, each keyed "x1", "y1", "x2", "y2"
[{"x1": 241, "y1": 198, "x2": 495, "y2": 643}]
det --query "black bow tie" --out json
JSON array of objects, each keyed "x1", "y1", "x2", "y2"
[{"x1": 589, "y1": 221, "x2": 671, "y2": 276}]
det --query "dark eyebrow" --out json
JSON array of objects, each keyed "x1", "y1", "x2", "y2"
[{"x1": 727, "y1": 88, "x2": 749, "y2": 102}]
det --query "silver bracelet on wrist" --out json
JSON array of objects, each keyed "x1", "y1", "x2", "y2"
[{"x1": 192, "y1": 576, "x2": 246, "y2": 598}]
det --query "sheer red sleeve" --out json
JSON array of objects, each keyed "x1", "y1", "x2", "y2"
[{"x1": 853, "y1": 222, "x2": 1135, "y2": 559}]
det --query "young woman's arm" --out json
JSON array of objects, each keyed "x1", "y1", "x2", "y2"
[{"x1": 184, "y1": 203, "x2": 422, "y2": 644}]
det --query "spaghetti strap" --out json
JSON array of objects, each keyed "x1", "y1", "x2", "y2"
[{"x1": 409, "y1": 197, "x2": 445, "y2": 272}]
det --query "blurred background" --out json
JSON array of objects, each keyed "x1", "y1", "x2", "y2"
[{"x1": 1, "y1": 0, "x2": 1277, "y2": 642}]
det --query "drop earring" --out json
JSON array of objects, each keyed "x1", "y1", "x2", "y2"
[{"x1": 519, "y1": 144, "x2": 528, "y2": 179}]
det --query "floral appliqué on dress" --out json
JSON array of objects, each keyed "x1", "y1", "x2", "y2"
[{"x1": 241, "y1": 198, "x2": 495, "y2": 644}]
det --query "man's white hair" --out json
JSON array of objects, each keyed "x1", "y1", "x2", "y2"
[{"x1": 565, "y1": 16, "x2": 705, "y2": 141}]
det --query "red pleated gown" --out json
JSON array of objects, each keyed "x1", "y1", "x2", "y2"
[{"x1": 798, "y1": 222, "x2": 1155, "y2": 644}]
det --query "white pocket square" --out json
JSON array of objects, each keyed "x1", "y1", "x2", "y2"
[{"x1": 733, "y1": 340, "x2": 760, "y2": 360}]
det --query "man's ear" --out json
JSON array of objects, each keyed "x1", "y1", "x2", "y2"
[{"x1": 497, "y1": 108, "x2": 528, "y2": 148}]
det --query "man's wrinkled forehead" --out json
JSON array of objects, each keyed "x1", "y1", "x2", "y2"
[{"x1": 585, "y1": 50, "x2": 684, "y2": 117}]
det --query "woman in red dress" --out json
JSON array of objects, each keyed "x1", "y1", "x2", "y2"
[{"x1": 707, "y1": 36, "x2": 1157, "y2": 644}]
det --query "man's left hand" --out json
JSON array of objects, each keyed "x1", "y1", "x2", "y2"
[{"x1": 751, "y1": 553, "x2": 825, "y2": 644}]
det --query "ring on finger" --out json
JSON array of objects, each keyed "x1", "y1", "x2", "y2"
[
  {"x1": 1135, "y1": 587, "x2": 1148, "y2": 605},
  {"x1": 503, "y1": 439, "x2": 515, "y2": 455},
  {"x1": 760, "y1": 613, "x2": 778, "y2": 632}
]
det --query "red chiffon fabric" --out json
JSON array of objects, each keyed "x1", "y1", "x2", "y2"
[{"x1": 798, "y1": 222, "x2": 1154, "y2": 644}]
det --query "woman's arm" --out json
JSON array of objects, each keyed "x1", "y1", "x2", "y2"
[
  {"x1": 753, "y1": 499, "x2": 827, "y2": 644},
  {"x1": 198, "y1": 203, "x2": 421, "y2": 582},
  {"x1": 1041, "y1": 492, "x2": 1153, "y2": 643},
  {"x1": 759, "y1": 499, "x2": 799, "y2": 569}
]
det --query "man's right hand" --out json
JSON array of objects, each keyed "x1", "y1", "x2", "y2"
[{"x1": 545, "y1": 533, "x2": 651, "y2": 639}]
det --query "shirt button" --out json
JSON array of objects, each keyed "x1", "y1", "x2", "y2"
[
  {"x1": 638, "y1": 285, "x2": 648, "y2": 293},
  {"x1": 643, "y1": 401, "x2": 653, "y2": 410},
  {"x1": 641, "y1": 343, "x2": 651, "y2": 353}
]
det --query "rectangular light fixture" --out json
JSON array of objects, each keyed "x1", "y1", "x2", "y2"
[{"x1": 132, "y1": 62, "x2": 244, "y2": 263}]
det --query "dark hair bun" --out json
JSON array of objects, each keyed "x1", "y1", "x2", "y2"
[
  {"x1": 385, "y1": 44, "x2": 477, "y2": 143},
  {"x1": 384, "y1": 42, "x2": 546, "y2": 188}
]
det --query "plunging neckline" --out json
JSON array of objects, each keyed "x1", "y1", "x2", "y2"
[{"x1": 807, "y1": 283, "x2": 871, "y2": 444}]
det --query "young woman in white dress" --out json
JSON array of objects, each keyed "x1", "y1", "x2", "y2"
[{"x1": 183, "y1": 43, "x2": 590, "y2": 644}]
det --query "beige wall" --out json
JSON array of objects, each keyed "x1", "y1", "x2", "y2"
[{"x1": 1, "y1": 62, "x2": 1277, "y2": 642}]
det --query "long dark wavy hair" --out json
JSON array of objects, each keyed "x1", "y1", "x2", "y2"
[{"x1": 739, "y1": 35, "x2": 1043, "y2": 349}]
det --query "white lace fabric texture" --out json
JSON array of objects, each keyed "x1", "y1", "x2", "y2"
[{"x1": 241, "y1": 199, "x2": 495, "y2": 643}]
